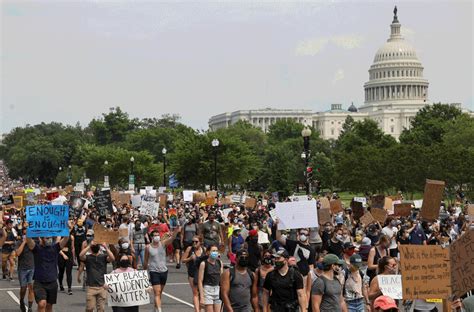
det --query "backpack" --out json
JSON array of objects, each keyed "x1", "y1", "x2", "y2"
[{"x1": 229, "y1": 266, "x2": 255, "y2": 285}]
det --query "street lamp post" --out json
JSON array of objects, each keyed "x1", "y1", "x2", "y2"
[
  {"x1": 301, "y1": 127, "x2": 312, "y2": 195},
  {"x1": 162, "y1": 148, "x2": 167, "y2": 188},
  {"x1": 67, "y1": 165, "x2": 72, "y2": 184},
  {"x1": 104, "y1": 160, "x2": 109, "y2": 188},
  {"x1": 129, "y1": 156, "x2": 135, "y2": 190},
  {"x1": 211, "y1": 139, "x2": 219, "y2": 191}
]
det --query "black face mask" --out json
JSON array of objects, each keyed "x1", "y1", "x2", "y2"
[
  {"x1": 251, "y1": 237, "x2": 258, "y2": 244},
  {"x1": 238, "y1": 257, "x2": 249, "y2": 267},
  {"x1": 90, "y1": 245, "x2": 100, "y2": 253},
  {"x1": 119, "y1": 259, "x2": 130, "y2": 268},
  {"x1": 263, "y1": 257, "x2": 273, "y2": 265}
]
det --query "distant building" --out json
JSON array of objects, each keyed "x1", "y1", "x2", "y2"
[{"x1": 208, "y1": 7, "x2": 472, "y2": 140}]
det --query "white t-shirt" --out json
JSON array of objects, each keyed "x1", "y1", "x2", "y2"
[{"x1": 382, "y1": 226, "x2": 398, "y2": 250}]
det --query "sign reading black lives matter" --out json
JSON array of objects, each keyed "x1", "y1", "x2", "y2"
[
  {"x1": 105, "y1": 270, "x2": 150, "y2": 307},
  {"x1": 94, "y1": 190, "x2": 113, "y2": 216}
]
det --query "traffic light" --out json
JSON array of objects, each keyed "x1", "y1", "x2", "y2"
[{"x1": 306, "y1": 167, "x2": 313, "y2": 182}]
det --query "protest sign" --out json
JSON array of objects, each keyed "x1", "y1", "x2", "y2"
[
  {"x1": 467, "y1": 204, "x2": 474, "y2": 218},
  {"x1": 205, "y1": 197, "x2": 215, "y2": 206},
  {"x1": 159, "y1": 195, "x2": 167, "y2": 208},
  {"x1": 131, "y1": 195, "x2": 141, "y2": 208},
  {"x1": 1, "y1": 195, "x2": 14, "y2": 205},
  {"x1": 183, "y1": 190, "x2": 197, "y2": 202},
  {"x1": 394, "y1": 203, "x2": 412, "y2": 217},
  {"x1": 245, "y1": 197, "x2": 256, "y2": 209},
  {"x1": 13, "y1": 196, "x2": 23, "y2": 209},
  {"x1": 353, "y1": 197, "x2": 367, "y2": 205},
  {"x1": 318, "y1": 208, "x2": 332, "y2": 225},
  {"x1": 289, "y1": 195, "x2": 309, "y2": 202},
  {"x1": 399, "y1": 245, "x2": 450, "y2": 299},
  {"x1": 222, "y1": 196, "x2": 232, "y2": 205},
  {"x1": 319, "y1": 197, "x2": 330, "y2": 209},
  {"x1": 371, "y1": 208, "x2": 388, "y2": 224},
  {"x1": 222, "y1": 208, "x2": 233, "y2": 219},
  {"x1": 26, "y1": 205, "x2": 69, "y2": 237},
  {"x1": 139, "y1": 200, "x2": 159, "y2": 217},
  {"x1": 169, "y1": 208, "x2": 178, "y2": 229},
  {"x1": 74, "y1": 182, "x2": 85, "y2": 192},
  {"x1": 378, "y1": 275, "x2": 403, "y2": 299},
  {"x1": 371, "y1": 195, "x2": 385, "y2": 209},
  {"x1": 93, "y1": 224, "x2": 120, "y2": 244},
  {"x1": 26, "y1": 192, "x2": 36, "y2": 204},
  {"x1": 360, "y1": 212, "x2": 375, "y2": 227},
  {"x1": 104, "y1": 270, "x2": 150, "y2": 307},
  {"x1": 119, "y1": 193, "x2": 131, "y2": 204},
  {"x1": 384, "y1": 197, "x2": 393, "y2": 214},
  {"x1": 206, "y1": 191, "x2": 217, "y2": 198},
  {"x1": 350, "y1": 200, "x2": 364, "y2": 220},
  {"x1": 231, "y1": 194, "x2": 242, "y2": 203},
  {"x1": 94, "y1": 190, "x2": 113, "y2": 216},
  {"x1": 46, "y1": 191, "x2": 59, "y2": 201},
  {"x1": 329, "y1": 199, "x2": 343, "y2": 214},
  {"x1": 275, "y1": 200, "x2": 318, "y2": 230},
  {"x1": 420, "y1": 179, "x2": 445, "y2": 221},
  {"x1": 70, "y1": 196, "x2": 85, "y2": 218},
  {"x1": 193, "y1": 192, "x2": 206, "y2": 203},
  {"x1": 449, "y1": 230, "x2": 474, "y2": 298},
  {"x1": 414, "y1": 199, "x2": 423, "y2": 209}
]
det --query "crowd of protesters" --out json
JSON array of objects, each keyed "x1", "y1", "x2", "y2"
[{"x1": 0, "y1": 167, "x2": 473, "y2": 312}]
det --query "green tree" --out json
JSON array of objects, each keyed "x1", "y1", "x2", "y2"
[{"x1": 87, "y1": 107, "x2": 139, "y2": 145}]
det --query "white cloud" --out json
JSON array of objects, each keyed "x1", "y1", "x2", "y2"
[
  {"x1": 295, "y1": 38, "x2": 329, "y2": 56},
  {"x1": 330, "y1": 35, "x2": 364, "y2": 49},
  {"x1": 332, "y1": 69, "x2": 345, "y2": 84}
]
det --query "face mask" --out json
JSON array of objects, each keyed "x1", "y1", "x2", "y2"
[
  {"x1": 316, "y1": 262, "x2": 324, "y2": 270},
  {"x1": 345, "y1": 249, "x2": 355, "y2": 256},
  {"x1": 119, "y1": 259, "x2": 131, "y2": 268},
  {"x1": 90, "y1": 245, "x2": 100, "y2": 253},
  {"x1": 100, "y1": 222, "x2": 106, "y2": 226},
  {"x1": 333, "y1": 265, "x2": 341, "y2": 275},
  {"x1": 121, "y1": 243, "x2": 129, "y2": 249},
  {"x1": 263, "y1": 257, "x2": 273, "y2": 265},
  {"x1": 153, "y1": 236, "x2": 161, "y2": 243},
  {"x1": 275, "y1": 260, "x2": 285, "y2": 270},
  {"x1": 238, "y1": 258, "x2": 249, "y2": 267},
  {"x1": 233, "y1": 218, "x2": 238, "y2": 224},
  {"x1": 299, "y1": 234, "x2": 308, "y2": 242},
  {"x1": 336, "y1": 234, "x2": 344, "y2": 242},
  {"x1": 251, "y1": 237, "x2": 258, "y2": 243},
  {"x1": 86, "y1": 237, "x2": 93, "y2": 243},
  {"x1": 386, "y1": 265, "x2": 397, "y2": 274},
  {"x1": 135, "y1": 225, "x2": 141, "y2": 231},
  {"x1": 210, "y1": 251, "x2": 219, "y2": 260},
  {"x1": 44, "y1": 238, "x2": 53, "y2": 247}
]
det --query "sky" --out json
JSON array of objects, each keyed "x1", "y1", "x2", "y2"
[{"x1": 1, "y1": 0, "x2": 472, "y2": 133}]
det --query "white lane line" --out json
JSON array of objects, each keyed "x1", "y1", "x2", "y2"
[
  {"x1": 162, "y1": 291, "x2": 194, "y2": 308},
  {"x1": 0, "y1": 282, "x2": 189, "y2": 291},
  {"x1": 7, "y1": 290, "x2": 20, "y2": 305}
]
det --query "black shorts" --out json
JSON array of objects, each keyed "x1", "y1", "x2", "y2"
[
  {"x1": 172, "y1": 239, "x2": 182, "y2": 250},
  {"x1": 33, "y1": 280, "x2": 58, "y2": 304},
  {"x1": 149, "y1": 271, "x2": 168, "y2": 286}
]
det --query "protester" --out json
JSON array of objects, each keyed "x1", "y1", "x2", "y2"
[
  {"x1": 16, "y1": 232, "x2": 35, "y2": 312},
  {"x1": 202, "y1": 211, "x2": 224, "y2": 249},
  {"x1": 256, "y1": 249, "x2": 274, "y2": 311},
  {"x1": 198, "y1": 244, "x2": 223, "y2": 312},
  {"x1": 373, "y1": 296, "x2": 399, "y2": 312},
  {"x1": 182, "y1": 235, "x2": 206, "y2": 312},
  {"x1": 131, "y1": 219, "x2": 147, "y2": 269},
  {"x1": 368, "y1": 256, "x2": 398, "y2": 305},
  {"x1": 2, "y1": 219, "x2": 16, "y2": 281},
  {"x1": 343, "y1": 254, "x2": 369, "y2": 312},
  {"x1": 58, "y1": 233, "x2": 75, "y2": 295},
  {"x1": 107, "y1": 254, "x2": 140, "y2": 312},
  {"x1": 366, "y1": 234, "x2": 390, "y2": 282}
]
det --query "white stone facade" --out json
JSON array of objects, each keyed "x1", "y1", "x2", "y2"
[{"x1": 208, "y1": 8, "x2": 472, "y2": 140}]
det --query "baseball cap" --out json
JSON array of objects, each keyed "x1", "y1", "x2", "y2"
[
  {"x1": 322, "y1": 254, "x2": 345, "y2": 266},
  {"x1": 233, "y1": 226, "x2": 241, "y2": 233},
  {"x1": 236, "y1": 249, "x2": 249, "y2": 258},
  {"x1": 272, "y1": 248, "x2": 289, "y2": 259},
  {"x1": 249, "y1": 229, "x2": 258, "y2": 237},
  {"x1": 361, "y1": 237, "x2": 372, "y2": 246},
  {"x1": 374, "y1": 296, "x2": 398, "y2": 310},
  {"x1": 349, "y1": 254, "x2": 363, "y2": 268},
  {"x1": 343, "y1": 242, "x2": 355, "y2": 249}
]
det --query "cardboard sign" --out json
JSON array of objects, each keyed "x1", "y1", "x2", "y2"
[
  {"x1": 394, "y1": 203, "x2": 412, "y2": 217},
  {"x1": 93, "y1": 224, "x2": 120, "y2": 244},
  {"x1": 351, "y1": 201, "x2": 364, "y2": 220},
  {"x1": 319, "y1": 197, "x2": 330, "y2": 209},
  {"x1": 329, "y1": 199, "x2": 343, "y2": 214},
  {"x1": 119, "y1": 193, "x2": 131, "y2": 204},
  {"x1": 104, "y1": 270, "x2": 150, "y2": 307},
  {"x1": 449, "y1": 230, "x2": 474, "y2": 298},
  {"x1": 467, "y1": 204, "x2": 474, "y2": 218},
  {"x1": 399, "y1": 245, "x2": 450, "y2": 299},
  {"x1": 420, "y1": 179, "x2": 445, "y2": 221},
  {"x1": 26, "y1": 205, "x2": 69, "y2": 237},
  {"x1": 206, "y1": 191, "x2": 217, "y2": 198},
  {"x1": 384, "y1": 197, "x2": 393, "y2": 214},
  {"x1": 205, "y1": 197, "x2": 215, "y2": 206},
  {"x1": 371, "y1": 195, "x2": 385, "y2": 209},
  {"x1": 360, "y1": 212, "x2": 375, "y2": 226},
  {"x1": 159, "y1": 195, "x2": 167, "y2": 208},
  {"x1": 94, "y1": 190, "x2": 113, "y2": 216},
  {"x1": 371, "y1": 208, "x2": 388, "y2": 224},
  {"x1": 378, "y1": 275, "x2": 403, "y2": 299},
  {"x1": 318, "y1": 208, "x2": 332, "y2": 225},
  {"x1": 275, "y1": 200, "x2": 318, "y2": 230},
  {"x1": 222, "y1": 196, "x2": 232, "y2": 205},
  {"x1": 193, "y1": 192, "x2": 206, "y2": 203},
  {"x1": 13, "y1": 196, "x2": 23, "y2": 209},
  {"x1": 1, "y1": 195, "x2": 14, "y2": 205},
  {"x1": 245, "y1": 198, "x2": 256, "y2": 209}
]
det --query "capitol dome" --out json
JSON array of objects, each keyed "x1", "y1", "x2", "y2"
[{"x1": 362, "y1": 7, "x2": 429, "y2": 111}]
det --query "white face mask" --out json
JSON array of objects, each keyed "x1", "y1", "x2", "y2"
[
  {"x1": 121, "y1": 243, "x2": 129, "y2": 249},
  {"x1": 299, "y1": 234, "x2": 308, "y2": 242},
  {"x1": 153, "y1": 236, "x2": 161, "y2": 243}
]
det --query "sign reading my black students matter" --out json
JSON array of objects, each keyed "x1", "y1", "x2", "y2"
[{"x1": 105, "y1": 270, "x2": 150, "y2": 307}]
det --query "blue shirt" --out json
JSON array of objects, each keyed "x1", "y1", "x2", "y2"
[
  {"x1": 33, "y1": 243, "x2": 60, "y2": 282},
  {"x1": 409, "y1": 226, "x2": 426, "y2": 245}
]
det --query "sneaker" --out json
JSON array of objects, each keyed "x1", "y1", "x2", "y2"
[
  {"x1": 2, "y1": 274, "x2": 6, "y2": 280},
  {"x1": 68, "y1": 290, "x2": 73, "y2": 295},
  {"x1": 9, "y1": 277, "x2": 13, "y2": 282},
  {"x1": 60, "y1": 286, "x2": 65, "y2": 292},
  {"x1": 176, "y1": 263, "x2": 181, "y2": 269},
  {"x1": 20, "y1": 302, "x2": 26, "y2": 312}
]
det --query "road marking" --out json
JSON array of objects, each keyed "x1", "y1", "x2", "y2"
[
  {"x1": 162, "y1": 291, "x2": 194, "y2": 308},
  {"x1": 0, "y1": 282, "x2": 188, "y2": 291},
  {"x1": 7, "y1": 290, "x2": 20, "y2": 305}
]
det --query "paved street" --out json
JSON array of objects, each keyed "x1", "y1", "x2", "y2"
[{"x1": 0, "y1": 262, "x2": 194, "y2": 312}]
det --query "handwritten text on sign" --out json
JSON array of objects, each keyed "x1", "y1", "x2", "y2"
[
  {"x1": 378, "y1": 275, "x2": 402, "y2": 299},
  {"x1": 399, "y1": 245, "x2": 450, "y2": 299},
  {"x1": 449, "y1": 229, "x2": 474, "y2": 298},
  {"x1": 105, "y1": 270, "x2": 150, "y2": 307},
  {"x1": 26, "y1": 205, "x2": 69, "y2": 237}
]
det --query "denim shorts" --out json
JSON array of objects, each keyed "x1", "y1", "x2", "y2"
[
  {"x1": 18, "y1": 269, "x2": 34, "y2": 287},
  {"x1": 203, "y1": 285, "x2": 221, "y2": 305}
]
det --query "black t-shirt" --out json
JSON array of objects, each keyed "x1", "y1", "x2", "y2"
[
  {"x1": 263, "y1": 267, "x2": 304, "y2": 304},
  {"x1": 327, "y1": 240, "x2": 344, "y2": 258},
  {"x1": 85, "y1": 254, "x2": 108, "y2": 287},
  {"x1": 285, "y1": 239, "x2": 316, "y2": 276}
]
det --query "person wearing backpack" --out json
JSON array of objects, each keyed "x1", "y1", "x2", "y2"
[
  {"x1": 311, "y1": 254, "x2": 348, "y2": 312},
  {"x1": 198, "y1": 244, "x2": 223, "y2": 312},
  {"x1": 343, "y1": 254, "x2": 370, "y2": 312},
  {"x1": 262, "y1": 248, "x2": 306, "y2": 312},
  {"x1": 221, "y1": 249, "x2": 259, "y2": 312}
]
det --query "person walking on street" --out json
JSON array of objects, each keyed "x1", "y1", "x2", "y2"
[
  {"x1": 58, "y1": 233, "x2": 75, "y2": 295},
  {"x1": 181, "y1": 235, "x2": 206, "y2": 312},
  {"x1": 16, "y1": 231, "x2": 35, "y2": 312},
  {"x1": 198, "y1": 244, "x2": 223, "y2": 312}
]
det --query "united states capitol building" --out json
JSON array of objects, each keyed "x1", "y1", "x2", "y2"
[{"x1": 208, "y1": 8, "x2": 470, "y2": 140}]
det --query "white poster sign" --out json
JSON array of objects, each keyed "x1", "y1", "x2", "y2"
[
  {"x1": 353, "y1": 197, "x2": 367, "y2": 205},
  {"x1": 289, "y1": 195, "x2": 309, "y2": 202},
  {"x1": 105, "y1": 270, "x2": 150, "y2": 307},
  {"x1": 139, "y1": 200, "x2": 159, "y2": 216},
  {"x1": 414, "y1": 199, "x2": 423, "y2": 209},
  {"x1": 131, "y1": 195, "x2": 142, "y2": 208},
  {"x1": 183, "y1": 190, "x2": 197, "y2": 202},
  {"x1": 275, "y1": 200, "x2": 318, "y2": 230},
  {"x1": 231, "y1": 195, "x2": 242, "y2": 203},
  {"x1": 378, "y1": 275, "x2": 402, "y2": 299}
]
